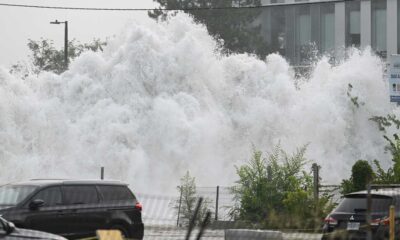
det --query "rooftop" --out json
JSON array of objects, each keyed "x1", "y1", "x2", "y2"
[
  {"x1": 347, "y1": 188, "x2": 400, "y2": 197},
  {"x1": 3, "y1": 179, "x2": 125, "y2": 186}
]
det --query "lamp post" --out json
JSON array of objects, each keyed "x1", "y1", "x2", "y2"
[{"x1": 50, "y1": 20, "x2": 68, "y2": 70}]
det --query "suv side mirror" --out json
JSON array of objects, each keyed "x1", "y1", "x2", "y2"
[
  {"x1": 6, "y1": 221, "x2": 15, "y2": 234},
  {"x1": 29, "y1": 199, "x2": 45, "y2": 210}
]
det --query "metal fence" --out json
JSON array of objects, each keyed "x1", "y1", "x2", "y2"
[
  {"x1": 136, "y1": 188, "x2": 235, "y2": 227},
  {"x1": 136, "y1": 192, "x2": 327, "y2": 240},
  {"x1": 140, "y1": 183, "x2": 342, "y2": 229},
  {"x1": 124, "y1": 184, "x2": 400, "y2": 240}
]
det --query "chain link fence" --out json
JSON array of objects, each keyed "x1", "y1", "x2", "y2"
[{"x1": 136, "y1": 162, "x2": 344, "y2": 239}]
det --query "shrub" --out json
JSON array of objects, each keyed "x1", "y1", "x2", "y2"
[{"x1": 231, "y1": 144, "x2": 333, "y2": 229}]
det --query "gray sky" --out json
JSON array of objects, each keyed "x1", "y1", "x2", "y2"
[{"x1": 0, "y1": 0, "x2": 158, "y2": 67}]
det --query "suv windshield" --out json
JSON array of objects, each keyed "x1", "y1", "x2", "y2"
[
  {"x1": 335, "y1": 195, "x2": 393, "y2": 213},
  {"x1": 0, "y1": 185, "x2": 37, "y2": 205}
]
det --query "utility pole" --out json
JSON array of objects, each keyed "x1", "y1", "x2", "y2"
[
  {"x1": 50, "y1": 20, "x2": 69, "y2": 70},
  {"x1": 215, "y1": 186, "x2": 219, "y2": 221},
  {"x1": 100, "y1": 167, "x2": 104, "y2": 180},
  {"x1": 64, "y1": 21, "x2": 68, "y2": 69}
]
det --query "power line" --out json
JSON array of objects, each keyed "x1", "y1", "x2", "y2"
[
  {"x1": 0, "y1": 3, "x2": 262, "y2": 11},
  {"x1": 0, "y1": 1, "x2": 348, "y2": 11}
]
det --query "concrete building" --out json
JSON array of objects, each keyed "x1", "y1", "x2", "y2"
[{"x1": 258, "y1": 0, "x2": 398, "y2": 65}]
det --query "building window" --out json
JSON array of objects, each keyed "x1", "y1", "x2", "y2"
[
  {"x1": 345, "y1": 0, "x2": 361, "y2": 48},
  {"x1": 372, "y1": 0, "x2": 387, "y2": 57},
  {"x1": 297, "y1": 6, "x2": 311, "y2": 46},
  {"x1": 296, "y1": 5, "x2": 312, "y2": 63},
  {"x1": 271, "y1": 6, "x2": 286, "y2": 55},
  {"x1": 259, "y1": 5, "x2": 286, "y2": 58},
  {"x1": 320, "y1": 3, "x2": 335, "y2": 53}
]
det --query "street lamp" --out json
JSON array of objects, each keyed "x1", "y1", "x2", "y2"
[{"x1": 50, "y1": 20, "x2": 68, "y2": 70}]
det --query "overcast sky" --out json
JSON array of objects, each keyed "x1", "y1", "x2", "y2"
[{"x1": 0, "y1": 0, "x2": 159, "y2": 67}]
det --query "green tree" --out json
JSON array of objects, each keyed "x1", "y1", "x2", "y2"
[
  {"x1": 384, "y1": 134, "x2": 400, "y2": 181},
  {"x1": 149, "y1": 0, "x2": 269, "y2": 57},
  {"x1": 175, "y1": 171, "x2": 211, "y2": 227},
  {"x1": 231, "y1": 145, "x2": 333, "y2": 229},
  {"x1": 373, "y1": 159, "x2": 396, "y2": 184},
  {"x1": 340, "y1": 160, "x2": 375, "y2": 195},
  {"x1": 369, "y1": 114, "x2": 400, "y2": 183},
  {"x1": 345, "y1": 85, "x2": 400, "y2": 185},
  {"x1": 11, "y1": 38, "x2": 106, "y2": 75}
]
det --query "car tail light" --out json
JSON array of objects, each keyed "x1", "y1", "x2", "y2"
[
  {"x1": 370, "y1": 217, "x2": 389, "y2": 226},
  {"x1": 380, "y1": 217, "x2": 390, "y2": 226},
  {"x1": 324, "y1": 216, "x2": 338, "y2": 225},
  {"x1": 135, "y1": 202, "x2": 142, "y2": 211},
  {"x1": 371, "y1": 218, "x2": 381, "y2": 226}
]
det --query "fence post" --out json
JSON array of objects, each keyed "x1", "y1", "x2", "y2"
[
  {"x1": 100, "y1": 167, "x2": 104, "y2": 180},
  {"x1": 312, "y1": 163, "x2": 319, "y2": 202},
  {"x1": 215, "y1": 186, "x2": 219, "y2": 221},
  {"x1": 177, "y1": 186, "x2": 183, "y2": 227},
  {"x1": 367, "y1": 183, "x2": 372, "y2": 240},
  {"x1": 312, "y1": 163, "x2": 319, "y2": 230},
  {"x1": 390, "y1": 205, "x2": 395, "y2": 240}
]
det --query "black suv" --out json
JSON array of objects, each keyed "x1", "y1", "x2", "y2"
[
  {"x1": 322, "y1": 189, "x2": 399, "y2": 240},
  {"x1": 0, "y1": 179, "x2": 144, "y2": 239}
]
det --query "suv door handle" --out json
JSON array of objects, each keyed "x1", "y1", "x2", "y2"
[{"x1": 57, "y1": 210, "x2": 65, "y2": 216}]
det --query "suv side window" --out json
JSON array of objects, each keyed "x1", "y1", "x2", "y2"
[
  {"x1": 98, "y1": 185, "x2": 135, "y2": 201},
  {"x1": 31, "y1": 187, "x2": 62, "y2": 207},
  {"x1": 63, "y1": 186, "x2": 99, "y2": 205}
]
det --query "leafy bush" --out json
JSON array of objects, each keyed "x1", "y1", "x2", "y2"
[
  {"x1": 231, "y1": 144, "x2": 334, "y2": 229},
  {"x1": 340, "y1": 160, "x2": 374, "y2": 195}
]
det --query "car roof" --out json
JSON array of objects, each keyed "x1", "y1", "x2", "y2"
[
  {"x1": 346, "y1": 188, "x2": 400, "y2": 197},
  {"x1": 4, "y1": 179, "x2": 127, "y2": 187}
]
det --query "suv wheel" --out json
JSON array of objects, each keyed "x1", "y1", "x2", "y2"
[{"x1": 111, "y1": 224, "x2": 129, "y2": 238}]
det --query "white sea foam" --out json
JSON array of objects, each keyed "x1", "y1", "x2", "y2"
[{"x1": 0, "y1": 14, "x2": 394, "y2": 193}]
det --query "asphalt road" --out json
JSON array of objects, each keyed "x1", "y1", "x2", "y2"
[{"x1": 144, "y1": 227, "x2": 322, "y2": 240}]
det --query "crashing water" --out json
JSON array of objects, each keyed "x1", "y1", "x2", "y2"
[{"x1": 0, "y1": 14, "x2": 396, "y2": 193}]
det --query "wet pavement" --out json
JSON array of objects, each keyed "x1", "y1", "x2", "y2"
[{"x1": 144, "y1": 227, "x2": 322, "y2": 240}]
